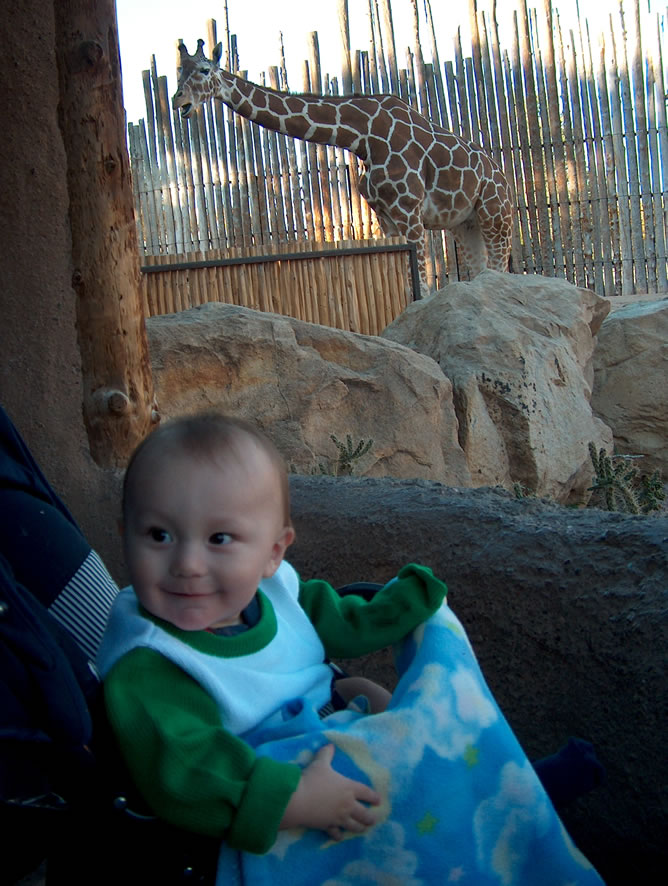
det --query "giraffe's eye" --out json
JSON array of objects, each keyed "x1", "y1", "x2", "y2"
[{"x1": 199, "y1": 67, "x2": 209, "y2": 74}]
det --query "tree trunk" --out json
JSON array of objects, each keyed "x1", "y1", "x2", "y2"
[{"x1": 54, "y1": 0, "x2": 155, "y2": 467}]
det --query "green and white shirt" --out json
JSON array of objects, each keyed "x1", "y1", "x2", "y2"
[{"x1": 98, "y1": 561, "x2": 447, "y2": 854}]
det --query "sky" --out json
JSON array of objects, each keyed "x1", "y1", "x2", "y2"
[{"x1": 115, "y1": 1, "x2": 660, "y2": 125}]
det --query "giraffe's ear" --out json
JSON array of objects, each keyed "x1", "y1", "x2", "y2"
[{"x1": 213, "y1": 42, "x2": 223, "y2": 66}]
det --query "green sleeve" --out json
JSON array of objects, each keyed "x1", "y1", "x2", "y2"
[
  {"x1": 298, "y1": 562, "x2": 447, "y2": 658},
  {"x1": 103, "y1": 647, "x2": 301, "y2": 854}
]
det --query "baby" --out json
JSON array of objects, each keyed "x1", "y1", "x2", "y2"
[{"x1": 97, "y1": 412, "x2": 448, "y2": 853}]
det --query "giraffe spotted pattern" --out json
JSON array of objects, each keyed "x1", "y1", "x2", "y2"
[{"x1": 173, "y1": 40, "x2": 514, "y2": 290}]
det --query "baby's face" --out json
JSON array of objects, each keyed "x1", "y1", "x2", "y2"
[{"x1": 123, "y1": 446, "x2": 294, "y2": 631}]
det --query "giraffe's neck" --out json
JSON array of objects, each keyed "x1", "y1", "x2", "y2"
[{"x1": 212, "y1": 70, "x2": 368, "y2": 158}]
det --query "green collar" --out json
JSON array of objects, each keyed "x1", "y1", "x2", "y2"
[{"x1": 140, "y1": 589, "x2": 277, "y2": 658}]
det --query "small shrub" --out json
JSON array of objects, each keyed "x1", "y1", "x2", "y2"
[
  {"x1": 318, "y1": 434, "x2": 374, "y2": 477},
  {"x1": 513, "y1": 482, "x2": 534, "y2": 500},
  {"x1": 587, "y1": 443, "x2": 665, "y2": 515}
]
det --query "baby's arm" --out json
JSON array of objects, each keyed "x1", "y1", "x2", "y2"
[
  {"x1": 299, "y1": 562, "x2": 448, "y2": 659},
  {"x1": 103, "y1": 647, "x2": 302, "y2": 853},
  {"x1": 280, "y1": 744, "x2": 380, "y2": 841}
]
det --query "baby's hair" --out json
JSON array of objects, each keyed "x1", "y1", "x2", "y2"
[{"x1": 122, "y1": 412, "x2": 292, "y2": 525}]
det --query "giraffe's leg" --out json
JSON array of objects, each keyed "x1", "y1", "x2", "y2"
[
  {"x1": 411, "y1": 234, "x2": 429, "y2": 295},
  {"x1": 451, "y1": 216, "x2": 489, "y2": 278},
  {"x1": 475, "y1": 182, "x2": 513, "y2": 273},
  {"x1": 479, "y1": 212, "x2": 512, "y2": 272},
  {"x1": 486, "y1": 230, "x2": 513, "y2": 272},
  {"x1": 402, "y1": 223, "x2": 428, "y2": 295},
  {"x1": 372, "y1": 205, "x2": 429, "y2": 294},
  {"x1": 372, "y1": 210, "x2": 400, "y2": 237}
]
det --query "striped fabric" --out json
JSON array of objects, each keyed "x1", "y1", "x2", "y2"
[{"x1": 48, "y1": 549, "x2": 119, "y2": 661}]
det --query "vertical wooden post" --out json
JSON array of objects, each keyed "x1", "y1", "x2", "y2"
[
  {"x1": 337, "y1": 0, "x2": 353, "y2": 94},
  {"x1": 379, "y1": 0, "x2": 399, "y2": 95},
  {"x1": 54, "y1": 0, "x2": 155, "y2": 467}
]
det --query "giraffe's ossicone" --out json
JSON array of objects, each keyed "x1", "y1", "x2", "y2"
[{"x1": 172, "y1": 40, "x2": 514, "y2": 290}]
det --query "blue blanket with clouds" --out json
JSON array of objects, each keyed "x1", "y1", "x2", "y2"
[{"x1": 216, "y1": 603, "x2": 604, "y2": 885}]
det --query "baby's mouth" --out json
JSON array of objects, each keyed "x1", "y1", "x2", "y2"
[{"x1": 165, "y1": 586, "x2": 212, "y2": 598}]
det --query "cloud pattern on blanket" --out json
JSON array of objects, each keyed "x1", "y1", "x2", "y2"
[{"x1": 216, "y1": 605, "x2": 604, "y2": 886}]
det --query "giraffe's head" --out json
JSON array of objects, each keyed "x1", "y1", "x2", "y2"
[{"x1": 172, "y1": 39, "x2": 224, "y2": 117}]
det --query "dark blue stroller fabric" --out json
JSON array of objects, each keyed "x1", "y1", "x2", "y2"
[
  {"x1": 0, "y1": 553, "x2": 95, "y2": 794},
  {"x1": 0, "y1": 406, "x2": 103, "y2": 882},
  {"x1": 0, "y1": 405, "x2": 90, "y2": 608},
  {"x1": 0, "y1": 405, "x2": 99, "y2": 736},
  {"x1": 0, "y1": 549, "x2": 99, "y2": 882},
  {"x1": 0, "y1": 405, "x2": 118, "y2": 661},
  {"x1": 0, "y1": 405, "x2": 79, "y2": 524}
]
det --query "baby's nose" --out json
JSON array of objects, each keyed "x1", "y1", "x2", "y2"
[{"x1": 170, "y1": 542, "x2": 206, "y2": 577}]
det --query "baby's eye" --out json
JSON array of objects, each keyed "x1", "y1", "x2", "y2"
[
  {"x1": 209, "y1": 532, "x2": 232, "y2": 546},
  {"x1": 148, "y1": 527, "x2": 171, "y2": 543}
]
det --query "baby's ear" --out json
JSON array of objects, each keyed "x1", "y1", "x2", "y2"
[
  {"x1": 263, "y1": 526, "x2": 296, "y2": 577},
  {"x1": 282, "y1": 525, "x2": 296, "y2": 552},
  {"x1": 273, "y1": 525, "x2": 296, "y2": 560}
]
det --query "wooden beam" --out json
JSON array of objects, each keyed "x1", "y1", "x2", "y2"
[{"x1": 54, "y1": 0, "x2": 155, "y2": 467}]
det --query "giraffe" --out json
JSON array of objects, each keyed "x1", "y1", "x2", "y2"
[{"x1": 172, "y1": 39, "x2": 514, "y2": 291}]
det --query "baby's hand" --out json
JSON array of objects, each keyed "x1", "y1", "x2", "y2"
[{"x1": 280, "y1": 743, "x2": 381, "y2": 840}]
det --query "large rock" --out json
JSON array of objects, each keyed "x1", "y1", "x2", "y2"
[
  {"x1": 147, "y1": 302, "x2": 471, "y2": 485},
  {"x1": 288, "y1": 474, "x2": 668, "y2": 886},
  {"x1": 382, "y1": 270, "x2": 613, "y2": 503},
  {"x1": 592, "y1": 297, "x2": 668, "y2": 475}
]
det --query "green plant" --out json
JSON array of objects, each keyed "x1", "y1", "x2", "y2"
[
  {"x1": 587, "y1": 443, "x2": 665, "y2": 515},
  {"x1": 513, "y1": 482, "x2": 534, "y2": 500},
  {"x1": 318, "y1": 434, "x2": 374, "y2": 477},
  {"x1": 637, "y1": 469, "x2": 666, "y2": 514}
]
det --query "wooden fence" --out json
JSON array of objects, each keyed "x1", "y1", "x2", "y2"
[
  {"x1": 140, "y1": 238, "x2": 418, "y2": 334},
  {"x1": 128, "y1": 0, "x2": 668, "y2": 301}
]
